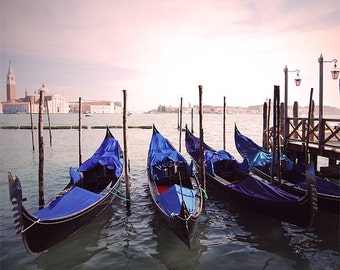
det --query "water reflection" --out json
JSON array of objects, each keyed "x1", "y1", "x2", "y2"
[
  {"x1": 149, "y1": 204, "x2": 207, "y2": 270},
  {"x1": 282, "y1": 211, "x2": 340, "y2": 269},
  {"x1": 34, "y1": 206, "x2": 115, "y2": 269}
]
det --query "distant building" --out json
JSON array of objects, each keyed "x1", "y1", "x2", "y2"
[
  {"x1": 69, "y1": 101, "x2": 122, "y2": 114},
  {"x1": 1, "y1": 62, "x2": 69, "y2": 114},
  {"x1": 6, "y1": 61, "x2": 16, "y2": 101},
  {"x1": 2, "y1": 61, "x2": 123, "y2": 114}
]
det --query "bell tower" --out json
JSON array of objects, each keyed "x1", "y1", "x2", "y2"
[{"x1": 6, "y1": 61, "x2": 16, "y2": 101}]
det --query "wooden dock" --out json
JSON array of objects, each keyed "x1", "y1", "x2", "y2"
[{"x1": 263, "y1": 101, "x2": 339, "y2": 180}]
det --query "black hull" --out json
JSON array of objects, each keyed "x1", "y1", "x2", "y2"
[
  {"x1": 148, "y1": 179, "x2": 201, "y2": 248},
  {"x1": 185, "y1": 127, "x2": 315, "y2": 228},
  {"x1": 8, "y1": 127, "x2": 124, "y2": 255},
  {"x1": 202, "y1": 170, "x2": 312, "y2": 227},
  {"x1": 19, "y1": 190, "x2": 117, "y2": 254},
  {"x1": 234, "y1": 125, "x2": 339, "y2": 215},
  {"x1": 147, "y1": 125, "x2": 203, "y2": 248},
  {"x1": 150, "y1": 182, "x2": 200, "y2": 248},
  {"x1": 251, "y1": 167, "x2": 340, "y2": 215}
]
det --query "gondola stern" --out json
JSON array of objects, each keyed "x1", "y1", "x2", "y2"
[
  {"x1": 179, "y1": 200, "x2": 195, "y2": 249},
  {"x1": 305, "y1": 162, "x2": 318, "y2": 227},
  {"x1": 152, "y1": 124, "x2": 159, "y2": 135},
  {"x1": 105, "y1": 125, "x2": 114, "y2": 139}
]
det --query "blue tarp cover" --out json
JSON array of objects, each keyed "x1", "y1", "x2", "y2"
[
  {"x1": 204, "y1": 149, "x2": 249, "y2": 175},
  {"x1": 235, "y1": 130, "x2": 293, "y2": 171},
  {"x1": 294, "y1": 178, "x2": 340, "y2": 196},
  {"x1": 156, "y1": 184, "x2": 196, "y2": 216},
  {"x1": 185, "y1": 130, "x2": 248, "y2": 175},
  {"x1": 78, "y1": 135, "x2": 123, "y2": 179},
  {"x1": 149, "y1": 132, "x2": 193, "y2": 182},
  {"x1": 32, "y1": 187, "x2": 104, "y2": 221},
  {"x1": 148, "y1": 133, "x2": 187, "y2": 166},
  {"x1": 229, "y1": 176, "x2": 301, "y2": 203},
  {"x1": 69, "y1": 166, "x2": 81, "y2": 185},
  {"x1": 235, "y1": 127, "x2": 340, "y2": 196}
]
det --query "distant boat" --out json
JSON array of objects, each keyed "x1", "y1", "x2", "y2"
[
  {"x1": 147, "y1": 125, "x2": 204, "y2": 248},
  {"x1": 8, "y1": 127, "x2": 124, "y2": 254},
  {"x1": 234, "y1": 124, "x2": 340, "y2": 215},
  {"x1": 185, "y1": 126, "x2": 317, "y2": 227}
]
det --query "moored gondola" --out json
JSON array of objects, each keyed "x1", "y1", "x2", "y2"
[
  {"x1": 147, "y1": 125, "x2": 204, "y2": 248},
  {"x1": 234, "y1": 124, "x2": 340, "y2": 215},
  {"x1": 185, "y1": 126, "x2": 317, "y2": 227},
  {"x1": 8, "y1": 127, "x2": 124, "y2": 255}
]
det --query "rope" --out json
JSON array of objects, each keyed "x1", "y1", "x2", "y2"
[
  {"x1": 199, "y1": 186, "x2": 208, "y2": 199},
  {"x1": 175, "y1": 213, "x2": 193, "y2": 221},
  {"x1": 108, "y1": 187, "x2": 131, "y2": 201},
  {"x1": 20, "y1": 186, "x2": 128, "y2": 232},
  {"x1": 21, "y1": 219, "x2": 40, "y2": 233}
]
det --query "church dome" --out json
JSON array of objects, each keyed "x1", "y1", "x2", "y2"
[{"x1": 39, "y1": 84, "x2": 49, "y2": 94}]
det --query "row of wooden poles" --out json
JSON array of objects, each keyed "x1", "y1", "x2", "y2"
[
  {"x1": 262, "y1": 86, "x2": 315, "y2": 184},
  {"x1": 35, "y1": 85, "x2": 211, "y2": 212},
  {"x1": 177, "y1": 86, "x2": 208, "y2": 193},
  {"x1": 37, "y1": 84, "x2": 312, "y2": 211},
  {"x1": 181, "y1": 85, "x2": 315, "y2": 189},
  {"x1": 36, "y1": 90, "x2": 131, "y2": 212}
]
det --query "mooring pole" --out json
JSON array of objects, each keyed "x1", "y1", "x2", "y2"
[
  {"x1": 29, "y1": 100, "x2": 35, "y2": 151},
  {"x1": 79, "y1": 97, "x2": 82, "y2": 166},
  {"x1": 305, "y1": 88, "x2": 314, "y2": 165},
  {"x1": 275, "y1": 86, "x2": 282, "y2": 184},
  {"x1": 191, "y1": 107, "x2": 194, "y2": 133},
  {"x1": 179, "y1": 97, "x2": 183, "y2": 152},
  {"x1": 270, "y1": 88, "x2": 277, "y2": 184},
  {"x1": 177, "y1": 108, "x2": 180, "y2": 129},
  {"x1": 262, "y1": 101, "x2": 267, "y2": 149},
  {"x1": 198, "y1": 85, "x2": 206, "y2": 193},
  {"x1": 122, "y1": 90, "x2": 131, "y2": 214},
  {"x1": 45, "y1": 97, "x2": 52, "y2": 147},
  {"x1": 38, "y1": 90, "x2": 45, "y2": 209},
  {"x1": 267, "y1": 98, "x2": 271, "y2": 151},
  {"x1": 223, "y1": 96, "x2": 226, "y2": 150}
]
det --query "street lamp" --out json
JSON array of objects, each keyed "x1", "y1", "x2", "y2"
[
  {"x1": 318, "y1": 54, "x2": 339, "y2": 150},
  {"x1": 330, "y1": 60, "x2": 339, "y2": 80},
  {"x1": 283, "y1": 66, "x2": 301, "y2": 146}
]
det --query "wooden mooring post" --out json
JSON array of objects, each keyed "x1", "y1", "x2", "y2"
[
  {"x1": 45, "y1": 97, "x2": 52, "y2": 147},
  {"x1": 122, "y1": 90, "x2": 131, "y2": 214},
  {"x1": 29, "y1": 100, "x2": 35, "y2": 151},
  {"x1": 262, "y1": 101, "x2": 268, "y2": 149},
  {"x1": 79, "y1": 97, "x2": 82, "y2": 166},
  {"x1": 223, "y1": 96, "x2": 226, "y2": 150},
  {"x1": 179, "y1": 97, "x2": 183, "y2": 152},
  {"x1": 191, "y1": 107, "x2": 194, "y2": 133},
  {"x1": 38, "y1": 90, "x2": 45, "y2": 210},
  {"x1": 198, "y1": 85, "x2": 206, "y2": 194}
]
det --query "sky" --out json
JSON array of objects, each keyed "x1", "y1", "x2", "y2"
[{"x1": 1, "y1": 0, "x2": 339, "y2": 112}]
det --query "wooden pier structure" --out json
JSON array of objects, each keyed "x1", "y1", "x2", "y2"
[{"x1": 263, "y1": 100, "x2": 340, "y2": 180}]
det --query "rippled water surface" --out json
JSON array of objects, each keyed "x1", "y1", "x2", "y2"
[{"x1": 0, "y1": 113, "x2": 339, "y2": 270}]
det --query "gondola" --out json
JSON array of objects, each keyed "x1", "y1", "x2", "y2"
[
  {"x1": 185, "y1": 126, "x2": 317, "y2": 227},
  {"x1": 234, "y1": 124, "x2": 340, "y2": 215},
  {"x1": 8, "y1": 127, "x2": 124, "y2": 255},
  {"x1": 147, "y1": 125, "x2": 203, "y2": 248}
]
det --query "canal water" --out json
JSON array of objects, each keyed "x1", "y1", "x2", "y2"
[{"x1": 0, "y1": 113, "x2": 339, "y2": 270}]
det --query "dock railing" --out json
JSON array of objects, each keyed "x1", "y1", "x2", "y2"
[{"x1": 286, "y1": 117, "x2": 340, "y2": 151}]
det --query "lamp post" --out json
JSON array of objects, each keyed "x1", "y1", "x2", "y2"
[
  {"x1": 283, "y1": 66, "x2": 301, "y2": 148},
  {"x1": 318, "y1": 54, "x2": 339, "y2": 149}
]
